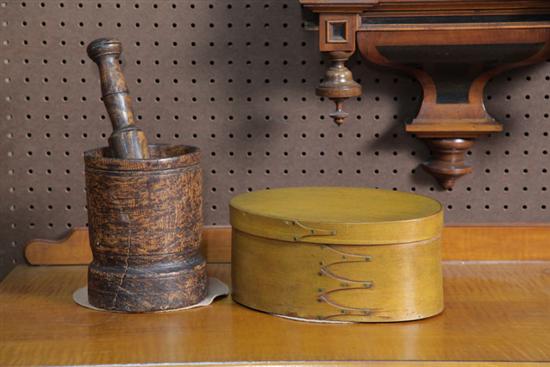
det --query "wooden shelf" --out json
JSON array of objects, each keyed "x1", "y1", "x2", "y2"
[{"x1": 1, "y1": 262, "x2": 550, "y2": 366}]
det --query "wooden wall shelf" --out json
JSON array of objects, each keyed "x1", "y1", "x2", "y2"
[{"x1": 301, "y1": 0, "x2": 550, "y2": 188}]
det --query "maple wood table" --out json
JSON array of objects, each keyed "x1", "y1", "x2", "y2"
[{"x1": 1, "y1": 261, "x2": 550, "y2": 366}]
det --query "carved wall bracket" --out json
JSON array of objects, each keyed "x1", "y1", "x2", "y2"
[{"x1": 301, "y1": 0, "x2": 550, "y2": 188}]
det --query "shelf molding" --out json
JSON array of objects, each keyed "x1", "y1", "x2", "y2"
[{"x1": 24, "y1": 225, "x2": 550, "y2": 266}]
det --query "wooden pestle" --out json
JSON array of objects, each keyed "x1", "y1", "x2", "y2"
[{"x1": 87, "y1": 38, "x2": 150, "y2": 159}]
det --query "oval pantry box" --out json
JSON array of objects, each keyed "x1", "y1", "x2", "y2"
[{"x1": 230, "y1": 187, "x2": 444, "y2": 322}]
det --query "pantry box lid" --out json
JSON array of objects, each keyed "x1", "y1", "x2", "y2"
[{"x1": 229, "y1": 187, "x2": 443, "y2": 245}]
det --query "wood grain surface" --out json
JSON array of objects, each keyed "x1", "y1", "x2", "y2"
[
  {"x1": 442, "y1": 225, "x2": 550, "y2": 260},
  {"x1": 84, "y1": 144, "x2": 206, "y2": 312},
  {"x1": 229, "y1": 187, "x2": 443, "y2": 245},
  {"x1": 232, "y1": 229, "x2": 443, "y2": 322},
  {"x1": 25, "y1": 225, "x2": 550, "y2": 266},
  {"x1": 1, "y1": 262, "x2": 550, "y2": 366}
]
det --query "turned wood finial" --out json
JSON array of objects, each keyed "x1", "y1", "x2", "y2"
[
  {"x1": 422, "y1": 138, "x2": 474, "y2": 190},
  {"x1": 87, "y1": 38, "x2": 150, "y2": 159},
  {"x1": 316, "y1": 51, "x2": 362, "y2": 125}
]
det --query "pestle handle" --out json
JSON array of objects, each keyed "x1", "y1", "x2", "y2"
[{"x1": 87, "y1": 38, "x2": 150, "y2": 159}]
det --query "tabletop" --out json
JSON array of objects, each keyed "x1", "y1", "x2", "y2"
[{"x1": 1, "y1": 261, "x2": 550, "y2": 366}]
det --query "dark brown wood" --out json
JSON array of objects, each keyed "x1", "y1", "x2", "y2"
[
  {"x1": 301, "y1": 0, "x2": 550, "y2": 13},
  {"x1": 301, "y1": 0, "x2": 550, "y2": 188},
  {"x1": 316, "y1": 14, "x2": 362, "y2": 125},
  {"x1": 87, "y1": 38, "x2": 150, "y2": 160},
  {"x1": 316, "y1": 51, "x2": 362, "y2": 125},
  {"x1": 357, "y1": 26, "x2": 550, "y2": 188},
  {"x1": 85, "y1": 39, "x2": 206, "y2": 312},
  {"x1": 422, "y1": 138, "x2": 474, "y2": 189},
  {"x1": 84, "y1": 144, "x2": 206, "y2": 312}
]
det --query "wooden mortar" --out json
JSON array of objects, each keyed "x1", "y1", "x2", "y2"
[
  {"x1": 85, "y1": 38, "x2": 206, "y2": 312},
  {"x1": 85, "y1": 145, "x2": 206, "y2": 312}
]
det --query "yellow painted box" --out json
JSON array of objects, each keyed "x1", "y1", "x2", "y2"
[{"x1": 230, "y1": 187, "x2": 444, "y2": 322}]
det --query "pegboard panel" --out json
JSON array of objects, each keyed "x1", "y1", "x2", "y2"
[{"x1": 1, "y1": 0, "x2": 549, "y2": 278}]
